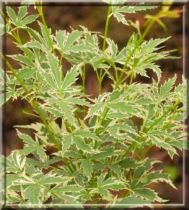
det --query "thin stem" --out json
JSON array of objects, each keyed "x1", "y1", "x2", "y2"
[
  {"x1": 36, "y1": 4, "x2": 55, "y2": 53},
  {"x1": 95, "y1": 58, "x2": 118, "y2": 84},
  {"x1": 59, "y1": 53, "x2": 64, "y2": 79},
  {"x1": 81, "y1": 64, "x2": 86, "y2": 95},
  {"x1": 129, "y1": 72, "x2": 134, "y2": 84},
  {"x1": 97, "y1": 6, "x2": 112, "y2": 95},
  {"x1": 14, "y1": 29, "x2": 22, "y2": 44},
  {"x1": 97, "y1": 77, "x2": 102, "y2": 95},
  {"x1": 133, "y1": 100, "x2": 180, "y2": 159},
  {"x1": 99, "y1": 107, "x2": 109, "y2": 126},
  {"x1": 6, "y1": 25, "x2": 61, "y2": 149},
  {"x1": 145, "y1": 100, "x2": 180, "y2": 133},
  {"x1": 102, "y1": 6, "x2": 112, "y2": 51},
  {"x1": 117, "y1": 15, "x2": 157, "y2": 87},
  {"x1": 140, "y1": 18, "x2": 155, "y2": 42},
  {"x1": 4, "y1": 57, "x2": 27, "y2": 93},
  {"x1": 81, "y1": 64, "x2": 87, "y2": 115},
  {"x1": 115, "y1": 70, "x2": 130, "y2": 88},
  {"x1": 6, "y1": 58, "x2": 61, "y2": 149}
]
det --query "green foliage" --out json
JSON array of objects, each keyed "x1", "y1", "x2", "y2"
[
  {"x1": 1, "y1": 2, "x2": 187, "y2": 208},
  {"x1": 111, "y1": 5, "x2": 157, "y2": 25},
  {"x1": 7, "y1": 6, "x2": 38, "y2": 28}
]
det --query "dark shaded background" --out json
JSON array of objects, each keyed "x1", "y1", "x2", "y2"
[{"x1": 3, "y1": 3, "x2": 189, "y2": 209}]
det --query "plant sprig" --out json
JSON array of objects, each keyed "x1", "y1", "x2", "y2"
[{"x1": 1, "y1": 1, "x2": 187, "y2": 207}]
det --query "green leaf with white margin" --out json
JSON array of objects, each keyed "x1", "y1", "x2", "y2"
[
  {"x1": 131, "y1": 159, "x2": 158, "y2": 187},
  {"x1": 142, "y1": 37, "x2": 170, "y2": 54},
  {"x1": 134, "y1": 188, "x2": 165, "y2": 203},
  {"x1": 64, "y1": 30, "x2": 83, "y2": 51},
  {"x1": 6, "y1": 7, "x2": 17, "y2": 24},
  {"x1": 39, "y1": 22, "x2": 52, "y2": 50},
  {"x1": 108, "y1": 101, "x2": 136, "y2": 115},
  {"x1": 73, "y1": 135, "x2": 91, "y2": 152},
  {"x1": 112, "y1": 11, "x2": 129, "y2": 25},
  {"x1": 6, "y1": 190, "x2": 22, "y2": 203},
  {"x1": 23, "y1": 185, "x2": 40, "y2": 204},
  {"x1": 160, "y1": 76, "x2": 176, "y2": 99},
  {"x1": 20, "y1": 15, "x2": 38, "y2": 26},
  {"x1": 111, "y1": 6, "x2": 157, "y2": 25},
  {"x1": 38, "y1": 173, "x2": 65, "y2": 185},
  {"x1": 18, "y1": 6, "x2": 27, "y2": 20},
  {"x1": 6, "y1": 6, "x2": 38, "y2": 28},
  {"x1": 80, "y1": 159, "x2": 93, "y2": 180},
  {"x1": 92, "y1": 147, "x2": 114, "y2": 160},
  {"x1": 112, "y1": 6, "x2": 157, "y2": 14},
  {"x1": 52, "y1": 184, "x2": 83, "y2": 193},
  {"x1": 47, "y1": 52, "x2": 62, "y2": 87},
  {"x1": 62, "y1": 65, "x2": 80, "y2": 89},
  {"x1": 106, "y1": 123, "x2": 137, "y2": 141},
  {"x1": 55, "y1": 30, "x2": 67, "y2": 51},
  {"x1": 10, "y1": 54, "x2": 33, "y2": 66},
  {"x1": 17, "y1": 67, "x2": 36, "y2": 80},
  {"x1": 105, "y1": 38, "x2": 118, "y2": 58},
  {"x1": 51, "y1": 184, "x2": 82, "y2": 204},
  {"x1": 115, "y1": 36, "x2": 170, "y2": 79},
  {"x1": 140, "y1": 171, "x2": 176, "y2": 189},
  {"x1": 55, "y1": 30, "x2": 83, "y2": 54},
  {"x1": 103, "y1": 178, "x2": 125, "y2": 190},
  {"x1": 86, "y1": 93, "x2": 107, "y2": 118},
  {"x1": 97, "y1": 174, "x2": 125, "y2": 190},
  {"x1": 17, "y1": 131, "x2": 47, "y2": 162},
  {"x1": 60, "y1": 101, "x2": 76, "y2": 126},
  {"x1": 6, "y1": 150, "x2": 26, "y2": 173},
  {"x1": 117, "y1": 195, "x2": 152, "y2": 205},
  {"x1": 61, "y1": 135, "x2": 73, "y2": 154}
]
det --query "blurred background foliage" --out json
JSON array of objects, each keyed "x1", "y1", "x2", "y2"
[{"x1": 3, "y1": 3, "x2": 188, "y2": 207}]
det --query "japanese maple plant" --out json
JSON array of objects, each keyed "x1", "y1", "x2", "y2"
[{"x1": 0, "y1": 0, "x2": 187, "y2": 208}]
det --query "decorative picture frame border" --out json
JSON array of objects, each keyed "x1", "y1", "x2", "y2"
[{"x1": 0, "y1": 0, "x2": 188, "y2": 209}]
